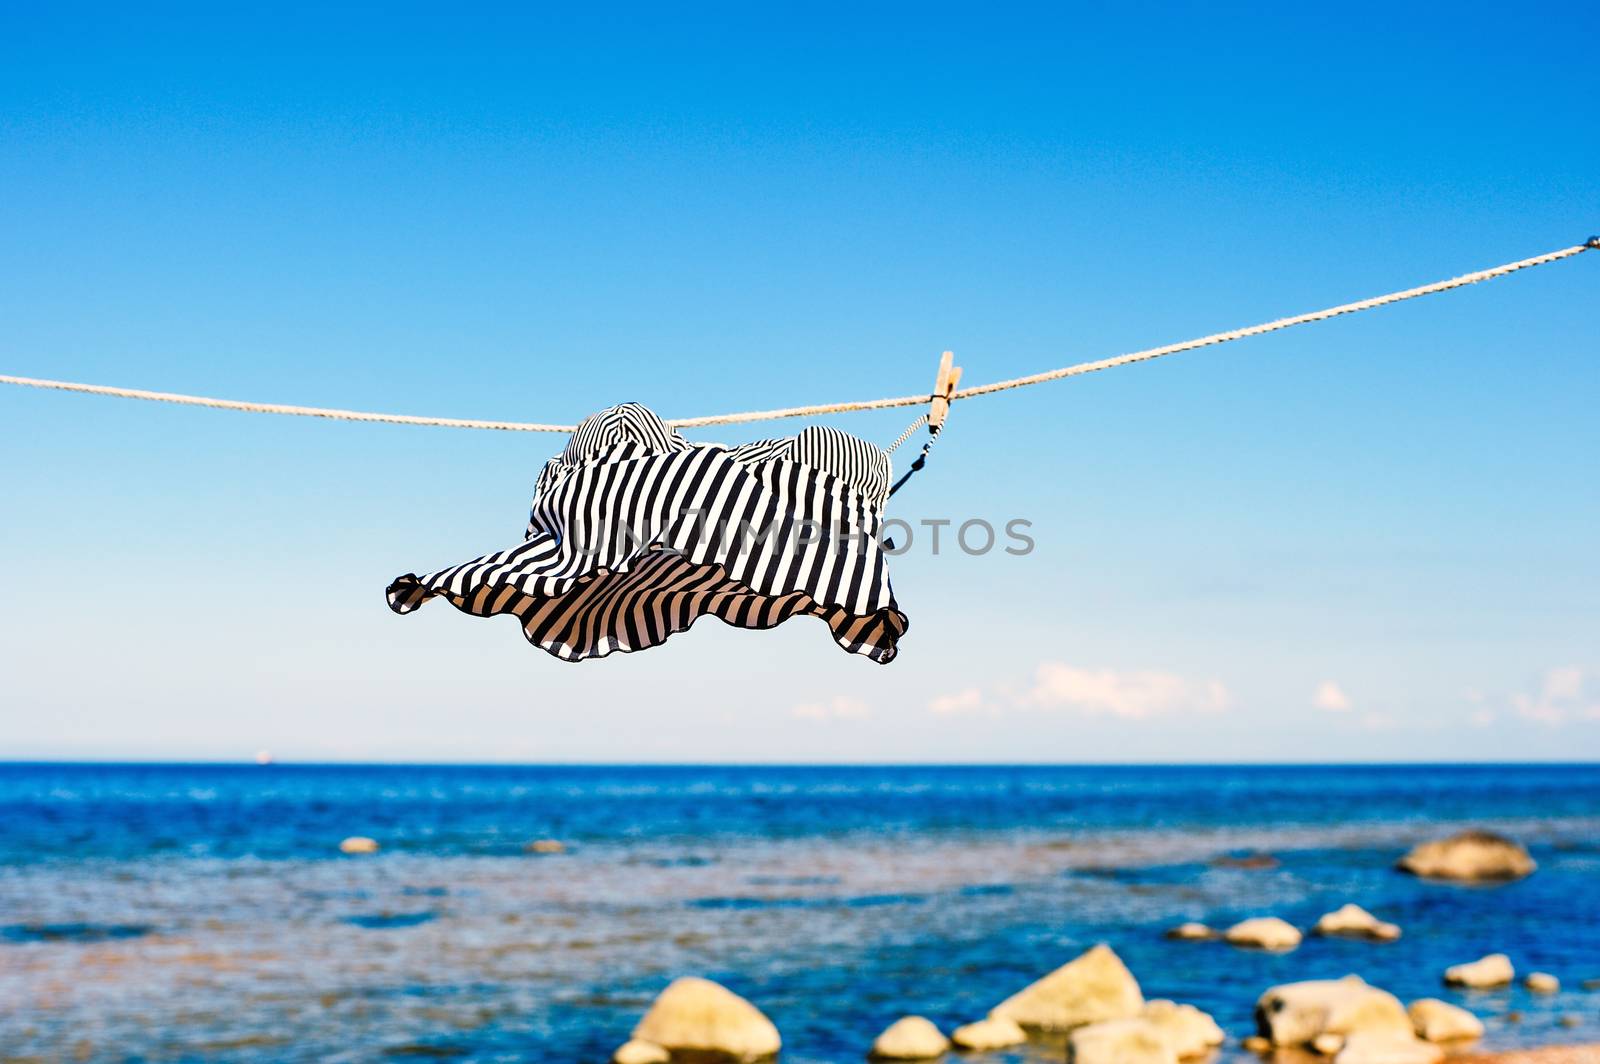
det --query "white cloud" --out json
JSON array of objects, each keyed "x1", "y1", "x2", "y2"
[
  {"x1": 791, "y1": 695, "x2": 871, "y2": 722},
  {"x1": 1313, "y1": 680, "x2": 1352, "y2": 713},
  {"x1": 1511, "y1": 665, "x2": 1598, "y2": 726},
  {"x1": 929, "y1": 687, "x2": 985, "y2": 716},
  {"x1": 1469, "y1": 708, "x2": 1496, "y2": 728},
  {"x1": 1017, "y1": 663, "x2": 1230, "y2": 720},
  {"x1": 927, "y1": 665, "x2": 1231, "y2": 721}
]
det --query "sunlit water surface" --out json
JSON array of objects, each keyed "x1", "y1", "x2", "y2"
[{"x1": 2, "y1": 763, "x2": 1597, "y2": 1062}]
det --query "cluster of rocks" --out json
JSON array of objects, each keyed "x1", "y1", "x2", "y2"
[
  {"x1": 606, "y1": 943, "x2": 1577, "y2": 1063},
  {"x1": 605, "y1": 946, "x2": 1218, "y2": 1063},
  {"x1": 607, "y1": 946, "x2": 1223, "y2": 1063},
  {"x1": 605, "y1": 830, "x2": 1555, "y2": 1062},
  {"x1": 1444, "y1": 953, "x2": 1563, "y2": 994},
  {"x1": 1249, "y1": 975, "x2": 1485, "y2": 1063},
  {"x1": 1165, "y1": 902, "x2": 1399, "y2": 951},
  {"x1": 1160, "y1": 830, "x2": 1537, "y2": 955},
  {"x1": 976, "y1": 943, "x2": 1224, "y2": 1063}
]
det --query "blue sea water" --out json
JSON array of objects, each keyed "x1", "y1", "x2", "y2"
[{"x1": 2, "y1": 763, "x2": 1597, "y2": 1062}]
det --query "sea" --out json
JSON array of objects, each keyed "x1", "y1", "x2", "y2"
[{"x1": 2, "y1": 763, "x2": 1597, "y2": 1062}]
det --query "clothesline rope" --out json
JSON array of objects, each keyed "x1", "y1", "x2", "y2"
[
  {"x1": 3, "y1": 238, "x2": 1594, "y2": 434},
  {"x1": 883, "y1": 414, "x2": 930, "y2": 454}
]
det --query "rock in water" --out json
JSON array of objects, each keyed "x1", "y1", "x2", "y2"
[
  {"x1": 339, "y1": 836, "x2": 379, "y2": 854},
  {"x1": 1313, "y1": 904, "x2": 1401, "y2": 941},
  {"x1": 1408, "y1": 999, "x2": 1484, "y2": 1043},
  {"x1": 1524, "y1": 972, "x2": 1560, "y2": 993},
  {"x1": 1067, "y1": 1019, "x2": 1176, "y2": 1064},
  {"x1": 524, "y1": 839, "x2": 566, "y2": 854},
  {"x1": 612, "y1": 1040, "x2": 670, "y2": 1064},
  {"x1": 1211, "y1": 851, "x2": 1280, "y2": 870},
  {"x1": 1139, "y1": 1000, "x2": 1223, "y2": 1058},
  {"x1": 1396, "y1": 830, "x2": 1535, "y2": 881},
  {"x1": 869, "y1": 1016, "x2": 949, "y2": 1059},
  {"x1": 1254, "y1": 976, "x2": 1412, "y2": 1047},
  {"x1": 990, "y1": 943, "x2": 1144, "y2": 1031},
  {"x1": 1224, "y1": 916, "x2": 1302, "y2": 951},
  {"x1": 949, "y1": 1016, "x2": 1026, "y2": 1051},
  {"x1": 631, "y1": 977, "x2": 781, "y2": 1060},
  {"x1": 1444, "y1": 954, "x2": 1514, "y2": 989},
  {"x1": 1164, "y1": 922, "x2": 1215, "y2": 941},
  {"x1": 1333, "y1": 1032, "x2": 1444, "y2": 1064}
]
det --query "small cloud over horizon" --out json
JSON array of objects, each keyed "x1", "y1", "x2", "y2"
[
  {"x1": 930, "y1": 663, "x2": 1230, "y2": 721},
  {"x1": 1313, "y1": 680, "x2": 1352, "y2": 713},
  {"x1": 1022, "y1": 663, "x2": 1231, "y2": 719},
  {"x1": 928, "y1": 687, "x2": 986, "y2": 716},
  {"x1": 1512, "y1": 666, "x2": 1600, "y2": 726}
]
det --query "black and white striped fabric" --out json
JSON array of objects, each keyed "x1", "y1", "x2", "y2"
[{"x1": 387, "y1": 403, "x2": 908, "y2": 663}]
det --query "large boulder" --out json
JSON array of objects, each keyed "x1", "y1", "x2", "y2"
[
  {"x1": 1224, "y1": 916, "x2": 1302, "y2": 951},
  {"x1": 1334, "y1": 1032, "x2": 1443, "y2": 1064},
  {"x1": 631, "y1": 977, "x2": 781, "y2": 1060},
  {"x1": 949, "y1": 1016, "x2": 1025, "y2": 1051},
  {"x1": 1140, "y1": 1000, "x2": 1223, "y2": 1058},
  {"x1": 612, "y1": 1040, "x2": 670, "y2": 1064},
  {"x1": 1313, "y1": 904, "x2": 1400, "y2": 941},
  {"x1": 1443, "y1": 953, "x2": 1514, "y2": 989},
  {"x1": 990, "y1": 943, "x2": 1144, "y2": 1031},
  {"x1": 1254, "y1": 976, "x2": 1412, "y2": 1047},
  {"x1": 868, "y1": 1016, "x2": 948, "y2": 1060},
  {"x1": 1397, "y1": 830, "x2": 1535, "y2": 882},
  {"x1": 1408, "y1": 999, "x2": 1484, "y2": 1043},
  {"x1": 1067, "y1": 1019, "x2": 1176, "y2": 1064}
]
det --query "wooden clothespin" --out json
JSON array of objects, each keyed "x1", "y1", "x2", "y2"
[{"x1": 928, "y1": 350, "x2": 962, "y2": 433}]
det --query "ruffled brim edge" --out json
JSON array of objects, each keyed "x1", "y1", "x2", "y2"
[{"x1": 386, "y1": 547, "x2": 908, "y2": 665}]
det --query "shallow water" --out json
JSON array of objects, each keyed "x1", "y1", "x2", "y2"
[{"x1": 1, "y1": 763, "x2": 1597, "y2": 1062}]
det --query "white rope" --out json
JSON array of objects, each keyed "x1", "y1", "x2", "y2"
[
  {"x1": 954, "y1": 239, "x2": 1597, "y2": 401},
  {"x1": 883, "y1": 413, "x2": 930, "y2": 453},
  {"x1": 3, "y1": 239, "x2": 1592, "y2": 433},
  {"x1": 0, "y1": 374, "x2": 577, "y2": 431}
]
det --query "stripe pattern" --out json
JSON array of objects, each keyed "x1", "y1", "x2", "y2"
[{"x1": 387, "y1": 403, "x2": 907, "y2": 663}]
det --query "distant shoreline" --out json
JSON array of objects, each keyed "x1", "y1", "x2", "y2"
[{"x1": 6, "y1": 758, "x2": 1600, "y2": 768}]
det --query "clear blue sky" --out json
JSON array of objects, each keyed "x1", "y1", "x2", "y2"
[{"x1": 2, "y1": 4, "x2": 1596, "y2": 762}]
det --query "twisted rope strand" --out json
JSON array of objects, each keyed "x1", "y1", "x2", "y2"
[
  {"x1": 954, "y1": 240, "x2": 1596, "y2": 400},
  {"x1": 883, "y1": 413, "x2": 930, "y2": 454},
  {"x1": 0, "y1": 374, "x2": 579, "y2": 432},
  {"x1": 3, "y1": 239, "x2": 1592, "y2": 433}
]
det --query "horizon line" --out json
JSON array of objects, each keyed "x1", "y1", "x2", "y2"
[{"x1": 4, "y1": 758, "x2": 1598, "y2": 768}]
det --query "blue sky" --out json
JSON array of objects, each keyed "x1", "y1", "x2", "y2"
[{"x1": 2, "y1": 4, "x2": 1596, "y2": 762}]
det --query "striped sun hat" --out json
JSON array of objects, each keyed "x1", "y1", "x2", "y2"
[{"x1": 387, "y1": 403, "x2": 908, "y2": 663}]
